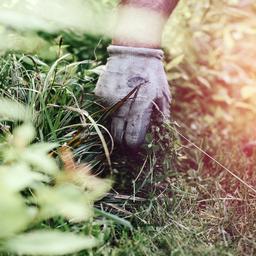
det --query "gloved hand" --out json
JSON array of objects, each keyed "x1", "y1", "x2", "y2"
[{"x1": 95, "y1": 45, "x2": 171, "y2": 148}]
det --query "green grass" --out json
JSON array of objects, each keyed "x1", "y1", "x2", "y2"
[{"x1": 0, "y1": 32, "x2": 255, "y2": 256}]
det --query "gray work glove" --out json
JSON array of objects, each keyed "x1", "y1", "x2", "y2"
[{"x1": 95, "y1": 45, "x2": 171, "y2": 148}]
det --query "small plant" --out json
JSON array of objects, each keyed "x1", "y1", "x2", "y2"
[{"x1": 0, "y1": 98, "x2": 112, "y2": 255}]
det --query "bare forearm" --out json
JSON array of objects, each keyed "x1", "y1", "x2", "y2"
[
  {"x1": 113, "y1": 0, "x2": 179, "y2": 48},
  {"x1": 120, "y1": 0, "x2": 179, "y2": 17}
]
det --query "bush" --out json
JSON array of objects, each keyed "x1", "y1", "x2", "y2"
[{"x1": 0, "y1": 99, "x2": 111, "y2": 255}]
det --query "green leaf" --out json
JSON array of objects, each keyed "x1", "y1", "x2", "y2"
[
  {"x1": 95, "y1": 208, "x2": 133, "y2": 230},
  {"x1": 0, "y1": 192, "x2": 32, "y2": 239},
  {"x1": 28, "y1": 142, "x2": 59, "y2": 154},
  {"x1": 21, "y1": 149, "x2": 58, "y2": 175},
  {"x1": 36, "y1": 185, "x2": 93, "y2": 222},
  {"x1": 165, "y1": 54, "x2": 184, "y2": 71},
  {"x1": 4, "y1": 231, "x2": 98, "y2": 255},
  {"x1": 0, "y1": 98, "x2": 31, "y2": 121},
  {"x1": 0, "y1": 164, "x2": 50, "y2": 192},
  {"x1": 74, "y1": 173, "x2": 112, "y2": 201},
  {"x1": 12, "y1": 123, "x2": 36, "y2": 148}
]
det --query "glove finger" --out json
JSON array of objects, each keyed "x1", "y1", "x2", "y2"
[
  {"x1": 111, "y1": 117, "x2": 126, "y2": 145},
  {"x1": 111, "y1": 100, "x2": 132, "y2": 145},
  {"x1": 124, "y1": 100, "x2": 153, "y2": 148},
  {"x1": 94, "y1": 69, "x2": 106, "y2": 97},
  {"x1": 155, "y1": 88, "x2": 171, "y2": 122}
]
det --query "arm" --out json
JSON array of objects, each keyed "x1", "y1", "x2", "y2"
[
  {"x1": 95, "y1": 0, "x2": 180, "y2": 148},
  {"x1": 113, "y1": 0, "x2": 179, "y2": 48}
]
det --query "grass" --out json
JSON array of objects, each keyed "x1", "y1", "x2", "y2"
[{"x1": 0, "y1": 27, "x2": 256, "y2": 256}]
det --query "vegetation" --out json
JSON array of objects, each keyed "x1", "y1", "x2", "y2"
[
  {"x1": 0, "y1": 0, "x2": 255, "y2": 255},
  {"x1": 0, "y1": 101, "x2": 111, "y2": 255}
]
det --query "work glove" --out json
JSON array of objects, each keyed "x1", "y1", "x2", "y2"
[{"x1": 95, "y1": 45, "x2": 171, "y2": 148}]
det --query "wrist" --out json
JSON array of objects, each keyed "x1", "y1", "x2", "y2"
[
  {"x1": 112, "y1": 40, "x2": 160, "y2": 49},
  {"x1": 107, "y1": 45, "x2": 164, "y2": 59},
  {"x1": 120, "y1": 0, "x2": 179, "y2": 17},
  {"x1": 112, "y1": 6, "x2": 166, "y2": 49}
]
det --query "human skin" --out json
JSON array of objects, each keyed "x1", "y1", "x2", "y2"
[{"x1": 113, "y1": 0, "x2": 180, "y2": 48}]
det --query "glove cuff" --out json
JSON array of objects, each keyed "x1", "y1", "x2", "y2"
[{"x1": 107, "y1": 45, "x2": 164, "y2": 60}]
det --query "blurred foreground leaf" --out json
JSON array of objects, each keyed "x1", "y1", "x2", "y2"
[
  {"x1": 4, "y1": 231, "x2": 98, "y2": 256},
  {"x1": 0, "y1": 99, "x2": 112, "y2": 255},
  {"x1": 0, "y1": 98, "x2": 31, "y2": 121}
]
